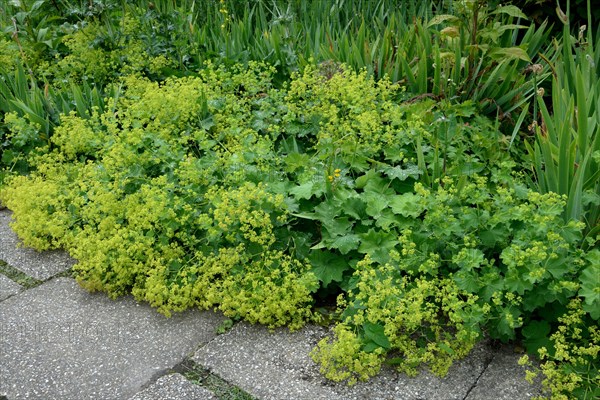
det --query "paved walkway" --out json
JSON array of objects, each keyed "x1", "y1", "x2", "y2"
[{"x1": 0, "y1": 208, "x2": 542, "y2": 400}]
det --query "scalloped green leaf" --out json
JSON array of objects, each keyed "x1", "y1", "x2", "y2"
[
  {"x1": 363, "y1": 322, "x2": 391, "y2": 349},
  {"x1": 309, "y1": 251, "x2": 349, "y2": 287},
  {"x1": 390, "y1": 193, "x2": 424, "y2": 218}
]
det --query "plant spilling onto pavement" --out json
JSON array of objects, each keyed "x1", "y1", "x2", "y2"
[{"x1": 0, "y1": 1, "x2": 598, "y2": 399}]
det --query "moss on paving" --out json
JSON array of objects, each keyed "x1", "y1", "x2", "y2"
[
  {"x1": 0, "y1": 259, "x2": 43, "y2": 289},
  {"x1": 172, "y1": 359, "x2": 257, "y2": 400}
]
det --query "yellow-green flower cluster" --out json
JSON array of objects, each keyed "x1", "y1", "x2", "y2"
[
  {"x1": 312, "y1": 255, "x2": 480, "y2": 383},
  {"x1": 0, "y1": 62, "x2": 317, "y2": 330},
  {"x1": 51, "y1": 16, "x2": 171, "y2": 86},
  {"x1": 0, "y1": 38, "x2": 19, "y2": 71},
  {"x1": 284, "y1": 64, "x2": 424, "y2": 168},
  {"x1": 1, "y1": 59, "x2": 596, "y2": 396},
  {"x1": 520, "y1": 299, "x2": 599, "y2": 400}
]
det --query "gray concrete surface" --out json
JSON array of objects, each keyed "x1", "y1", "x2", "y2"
[
  {"x1": 464, "y1": 347, "x2": 542, "y2": 400},
  {"x1": 194, "y1": 323, "x2": 541, "y2": 400},
  {"x1": 128, "y1": 373, "x2": 218, "y2": 400},
  {"x1": 0, "y1": 278, "x2": 224, "y2": 400},
  {"x1": 0, "y1": 210, "x2": 75, "y2": 280},
  {"x1": 0, "y1": 275, "x2": 21, "y2": 301}
]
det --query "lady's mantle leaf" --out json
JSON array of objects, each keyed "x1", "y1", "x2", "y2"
[
  {"x1": 363, "y1": 322, "x2": 391, "y2": 350},
  {"x1": 309, "y1": 251, "x2": 349, "y2": 287},
  {"x1": 358, "y1": 229, "x2": 399, "y2": 264},
  {"x1": 390, "y1": 193, "x2": 424, "y2": 218},
  {"x1": 522, "y1": 320, "x2": 553, "y2": 354}
]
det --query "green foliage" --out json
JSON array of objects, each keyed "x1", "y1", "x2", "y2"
[
  {"x1": 1, "y1": 0, "x2": 554, "y2": 120},
  {"x1": 310, "y1": 172, "x2": 592, "y2": 383},
  {"x1": 312, "y1": 264, "x2": 480, "y2": 383},
  {"x1": 525, "y1": 10, "x2": 600, "y2": 237},
  {"x1": 1, "y1": 64, "x2": 596, "y2": 392},
  {"x1": 0, "y1": 37, "x2": 20, "y2": 72},
  {"x1": 50, "y1": 16, "x2": 171, "y2": 85},
  {"x1": 0, "y1": 1, "x2": 598, "y2": 397},
  {"x1": 1, "y1": 0, "x2": 66, "y2": 71},
  {"x1": 0, "y1": 64, "x2": 112, "y2": 182},
  {"x1": 520, "y1": 299, "x2": 599, "y2": 400},
  {"x1": 1, "y1": 63, "x2": 318, "y2": 330}
]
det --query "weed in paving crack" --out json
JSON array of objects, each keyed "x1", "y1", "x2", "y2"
[
  {"x1": 0, "y1": 260, "x2": 42, "y2": 289},
  {"x1": 172, "y1": 359, "x2": 257, "y2": 400}
]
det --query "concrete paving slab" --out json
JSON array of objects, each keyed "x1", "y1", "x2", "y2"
[
  {"x1": 465, "y1": 346, "x2": 541, "y2": 400},
  {"x1": 0, "y1": 275, "x2": 21, "y2": 301},
  {"x1": 0, "y1": 209, "x2": 75, "y2": 280},
  {"x1": 128, "y1": 373, "x2": 217, "y2": 400},
  {"x1": 194, "y1": 322, "x2": 535, "y2": 400},
  {"x1": 0, "y1": 278, "x2": 225, "y2": 400}
]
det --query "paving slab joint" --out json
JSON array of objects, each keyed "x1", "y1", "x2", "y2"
[
  {"x1": 171, "y1": 357, "x2": 258, "y2": 400},
  {"x1": 0, "y1": 259, "x2": 44, "y2": 290},
  {"x1": 462, "y1": 351, "x2": 496, "y2": 399}
]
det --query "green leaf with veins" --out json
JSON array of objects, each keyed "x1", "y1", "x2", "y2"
[
  {"x1": 390, "y1": 193, "x2": 424, "y2": 218},
  {"x1": 579, "y1": 250, "x2": 600, "y2": 319},
  {"x1": 309, "y1": 251, "x2": 350, "y2": 287},
  {"x1": 363, "y1": 322, "x2": 391, "y2": 350},
  {"x1": 358, "y1": 229, "x2": 398, "y2": 264},
  {"x1": 322, "y1": 234, "x2": 361, "y2": 254},
  {"x1": 522, "y1": 320, "x2": 553, "y2": 354}
]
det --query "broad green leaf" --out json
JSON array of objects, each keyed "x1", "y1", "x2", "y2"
[
  {"x1": 364, "y1": 191, "x2": 389, "y2": 218},
  {"x1": 356, "y1": 170, "x2": 394, "y2": 195},
  {"x1": 427, "y1": 14, "x2": 460, "y2": 28},
  {"x1": 375, "y1": 209, "x2": 401, "y2": 230},
  {"x1": 449, "y1": 100, "x2": 477, "y2": 117},
  {"x1": 390, "y1": 193, "x2": 424, "y2": 218},
  {"x1": 522, "y1": 320, "x2": 553, "y2": 354},
  {"x1": 493, "y1": 307, "x2": 522, "y2": 340},
  {"x1": 325, "y1": 234, "x2": 360, "y2": 254},
  {"x1": 322, "y1": 217, "x2": 353, "y2": 237},
  {"x1": 479, "y1": 226, "x2": 510, "y2": 247},
  {"x1": 504, "y1": 268, "x2": 529, "y2": 295},
  {"x1": 363, "y1": 342, "x2": 381, "y2": 353},
  {"x1": 289, "y1": 182, "x2": 315, "y2": 200},
  {"x1": 478, "y1": 271, "x2": 504, "y2": 301},
  {"x1": 309, "y1": 251, "x2": 349, "y2": 287},
  {"x1": 363, "y1": 322, "x2": 391, "y2": 349},
  {"x1": 342, "y1": 197, "x2": 367, "y2": 220},
  {"x1": 284, "y1": 152, "x2": 311, "y2": 172},
  {"x1": 489, "y1": 47, "x2": 531, "y2": 62},
  {"x1": 495, "y1": 24, "x2": 528, "y2": 35},
  {"x1": 358, "y1": 229, "x2": 398, "y2": 264},
  {"x1": 545, "y1": 256, "x2": 571, "y2": 279},
  {"x1": 453, "y1": 270, "x2": 480, "y2": 293},
  {"x1": 315, "y1": 200, "x2": 342, "y2": 221},
  {"x1": 382, "y1": 164, "x2": 421, "y2": 181}
]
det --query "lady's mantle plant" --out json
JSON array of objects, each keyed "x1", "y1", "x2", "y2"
[{"x1": 1, "y1": 63, "x2": 597, "y2": 395}]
